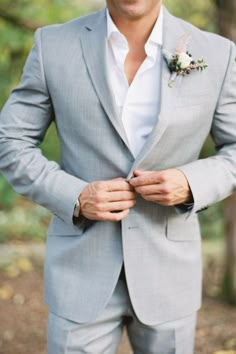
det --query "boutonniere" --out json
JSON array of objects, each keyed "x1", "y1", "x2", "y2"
[{"x1": 163, "y1": 34, "x2": 208, "y2": 88}]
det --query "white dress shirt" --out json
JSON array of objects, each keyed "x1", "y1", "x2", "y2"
[{"x1": 106, "y1": 7, "x2": 163, "y2": 157}]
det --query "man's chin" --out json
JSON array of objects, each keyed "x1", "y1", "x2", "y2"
[
  {"x1": 111, "y1": 1, "x2": 161, "y2": 22},
  {"x1": 118, "y1": 6, "x2": 149, "y2": 21}
]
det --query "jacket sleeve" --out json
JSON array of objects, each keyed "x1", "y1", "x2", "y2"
[
  {"x1": 0, "y1": 28, "x2": 88, "y2": 225},
  {"x1": 177, "y1": 40, "x2": 236, "y2": 215}
]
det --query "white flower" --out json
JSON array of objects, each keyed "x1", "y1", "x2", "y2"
[{"x1": 177, "y1": 52, "x2": 192, "y2": 69}]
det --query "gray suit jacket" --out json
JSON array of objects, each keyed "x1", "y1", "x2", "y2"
[{"x1": 0, "y1": 7, "x2": 235, "y2": 325}]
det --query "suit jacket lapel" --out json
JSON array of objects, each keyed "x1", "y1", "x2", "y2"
[
  {"x1": 127, "y1": 8, "x2": 186, "y2": 179},
  {"x1": 79, "y1": 9, "x2": 131, "y2": 151}
]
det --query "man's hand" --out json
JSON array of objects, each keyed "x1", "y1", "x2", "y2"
[
  {"x1": 129, "y1": 169, "x2": 193, "y2": 206},
  {"x1": 79, "y1": 178, "x2": 136, "y2": 221}
]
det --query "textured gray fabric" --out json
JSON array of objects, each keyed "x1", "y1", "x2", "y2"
[
  {"x1": 47, "y1": 277, "x2": 196, "y2": 354},
  {"x1": 0, "y1": 7, "x2": 235, "y2": 325}
]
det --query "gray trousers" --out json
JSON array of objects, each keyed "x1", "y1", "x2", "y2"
[{"x1": 47, "y1": 271, "x2": 196, "y2": 354}]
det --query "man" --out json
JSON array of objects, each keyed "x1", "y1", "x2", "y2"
[{"x1": 0, "y1": 0, "x2": 235, "y2": 353}]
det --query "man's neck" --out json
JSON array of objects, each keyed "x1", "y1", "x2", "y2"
[{"x1": 108, "y1": 4, "x2": 162, "y2": 47}]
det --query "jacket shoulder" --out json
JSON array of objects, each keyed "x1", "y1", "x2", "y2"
[
  {"x1": 38, "y1": 9, "x2": 105, "y2": 40},
  {"x1": 174, "y1": 14, "x2": 233, "y2": 52}
]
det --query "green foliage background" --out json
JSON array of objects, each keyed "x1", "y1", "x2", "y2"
[{"x1": 0, "y1": 0, "x2": 222, "y2": 242}]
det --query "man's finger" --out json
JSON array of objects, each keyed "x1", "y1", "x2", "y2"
[
  {"x1": 104, "y1": 180, "x2": 134, "y2": 192},
  {"x1": 112, "y1": 177, "x2": 126, "y2": 181},
  {"x1": 134, "y1": 184, "x2": 164, "y2": 195},
  {"x1": 99, "y1": 200, "x2": 136, "y2": 212},
  {"x1": 102, "y1": 209, "x2": 130, "y2": 221},
  {"x1": 104, "y1": 191, "x2": 136, "y2": 202},
  {"x1": 130, "y1": 172, "x2": 163, "y2": 187},
  {"x1": 133, "y1": 170, "x2": 153, "y2": 176}
]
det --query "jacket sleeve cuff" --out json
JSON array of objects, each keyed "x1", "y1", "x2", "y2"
[
  {"x1": 48, "y1": 172, "x2": 89, "y2": 226},
  {"x1": 176, "y1": 163, "x2": 213, "y2": 216}
]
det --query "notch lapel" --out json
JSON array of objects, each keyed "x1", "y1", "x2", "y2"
[
  {"x1": 127, "y1": 8, "x2": 186, "y2": 179},
  {"x1": 79, "y1": 9, "x2": 131, "y2": 151}
]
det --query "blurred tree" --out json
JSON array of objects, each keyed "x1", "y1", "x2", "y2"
[
  {"x1": 216, "y1": 0, "x2": 236, "y2": 39},
  {"x1": 215, "y1": 0, "x2": 236, "y2": 304},
  {"x1": 165, "y1": 0, "x2": 217, "y2": 31},
  {"x1": 224, "y1": 194, "x2": 236, "y2": 304},
  {"x1": 0, "y1": 4, "x2": 40, "y2": 31}
]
